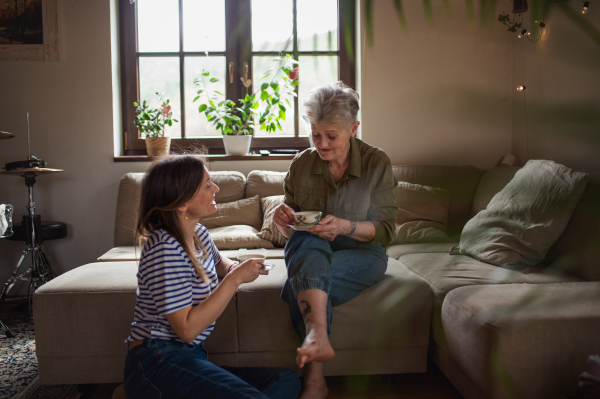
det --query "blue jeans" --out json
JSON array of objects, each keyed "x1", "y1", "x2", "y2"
[
  {"x1": 280, "y1": 232, "x2": 388, "y2": 339},
  {"x1": 124, "y1": 339, "x2": 301, "y2": 399}
]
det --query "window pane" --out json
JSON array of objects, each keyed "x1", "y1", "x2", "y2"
[
  {"x1": 252, "y1": 56, "x2": 295, "y2": 137},
  {"x1": 138, "y1": 0, "x2": 180, "y2": 53},
  {"x1": 251, "y1": 0, "x2": 293, "y2": 52},
  {"x1": 183, "y1": 0, "x2": 225, "y2": 52},
  {"x1": 185, "y1": 56, "x2": 226, "y2": 137},
  {"x1": 298, "y1": 56, "x2": 338, "y2": 136},
  {"x1": 138, "y1": 57, "x2": 182, "y2": 138},
  {"x1": 297, "y1": 0, "x2": 338, "y2": 51}
]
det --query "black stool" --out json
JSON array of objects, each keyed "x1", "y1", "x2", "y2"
[{"x1": 7, "y1": 220, "x2": 68, "y2": 243}]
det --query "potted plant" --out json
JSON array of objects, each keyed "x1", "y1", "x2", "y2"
[
  {"x1": 193, "y1": 54, "x2": 299, "y2": 155},
  {"x1": 133, "y1": 92, "x2": 178, "y2": 156}
]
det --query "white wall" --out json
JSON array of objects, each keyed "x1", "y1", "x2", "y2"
[
  {"x1": 361, "y1": 0, "x2": 513, "y2": 169},
  {"x1": 510, "y1": 4, "x2": 600, "y2": 171}
]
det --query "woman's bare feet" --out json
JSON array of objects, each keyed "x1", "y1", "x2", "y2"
[
  {"x1": 296, "y1": 323, "x2": 335, "y2": 368},
  {"x1": 295, "y1": 289, "x2": 335, "y2": 368},
  {"x1": 299, "y1": 362, "x2": 329, "y2": 399}
]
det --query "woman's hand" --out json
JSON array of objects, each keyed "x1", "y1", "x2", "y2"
[
  {"x1": 273, "y1": 203, "x2": 296, "y2": 238},
  {"x1": 228, "y1": 258, "x2": 268, "y2": 285},
  {"x1": 273, "y1": 203, "x2": 295, "y2": 228},
  {"x1": 308, "y1": 215, "x2": 349, "y2": 241}
]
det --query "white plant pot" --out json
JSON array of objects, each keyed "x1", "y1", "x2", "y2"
[{"x1": 223, "y1": 135, "x2": 252, "y2": 156}]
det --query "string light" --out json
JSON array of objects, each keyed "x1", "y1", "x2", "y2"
[
  {"x1": 518, "y1": 29, "x2": 531, "y2": 38},
  {"x1": 517, "y1": 86, "x2": 526, "y2": 91},
  {"x1": 582, "y1": 1, "x2": 590, "y2": 14}
]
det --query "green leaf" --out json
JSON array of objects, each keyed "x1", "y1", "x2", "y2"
[
  {"x1": 262, "y1": 68, "x2": 274, "y2": 76},
  {"x1": 261, "y1": 82, "x2": 269, "y2": 92},
  {"x1": 270, "y1": 82, "x2": 279, "y2": 90},
  {"x1": 198, "y1": 104, "x2": 208, "y2": 112},
  {"x1": 245, "y1": 94, "x2": 250, "y2": 102},
  {"x1": 261, "y1": 91, "x2": 268, "y2": 101},
  {"x1": 214, "y1": 91, "x2": 224, "y2": 96},
  {"x1": 203, "y1": 71, "x2": 210, "y2": 76},
  {"x1": 279, "y1": 110, "x2": 286, "y2": 120},
  {"x1": 277, "y1": 121, "x2": 282, "y2": 130},
  {"x1": 196, "y1": 89, "x2": 204, "y2": 94},
  {"x1": 193, "y1": 96, "x2": 200, "y2": 102},
  {"x1": 291, "y1": 80, "x2": 299, "y2": 86},
  {"x1": 210, "y1": 77, "x2": 219, "y2": 83}
]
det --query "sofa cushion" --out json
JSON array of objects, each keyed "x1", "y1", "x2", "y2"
[
  {"x1": 200, "y1": 195, "x2": 262, "y2": 231},
  {"x1": 442, "y1": 282, "x2": 600, "y2": 399},
  {"x1": 385, "y1": 242, "x2": 457, "y2": 260},
  {"x1": 470, "y1": 166, "x2": 519, "y2": 217},
  {"x1": 257, "y1": 195, "x2": 288, "y2": 247},
  {"x1": 393, "y1": 182, "x2": 451, "y2": 244},
  {"x1": 245, "y1": 170, "x2": 286, "y2": 199},
  {"x1": 97, "y1": 246, "x2": 286, "y2": 262},
  {"x1": 208, "y1": 225, "x2": 274, "y2": 250},
  {"x1": 114, "y1": 171, "x2": 247, "y2": 247},
  {"x1": 399, "y1": 252, "x2": 584, "y2": 348},
  {"x1": 392, "y1": 165, "x2": 484, "y2": 238},
  {"x1": 236, "y1": 258, "x2": 432, "y2": 356},
  {"x1": 544, "y1": 173, "x2": 600, "y2": 281},
  {"x1": 458, "y1": 160, "x2": 589, "y2": 267}
]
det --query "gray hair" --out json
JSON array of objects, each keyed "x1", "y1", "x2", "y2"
[{"x1": 303, "y1": 81, "x2": 359, "y2": 129}]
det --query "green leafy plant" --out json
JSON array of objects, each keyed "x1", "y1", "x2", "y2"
[
  {"x1": 133, "y1": 92, "x2": 179, "y2": 138},
  {"x1": 498, "y1": 13, "x2": 522, "y2": 32},
  {"x1": 193, "y1": 54, "x2": 299, "y2": 136}
]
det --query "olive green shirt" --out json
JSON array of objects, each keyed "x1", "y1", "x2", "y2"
[{"x1": 284, "y1": 137, "x2": 398, "y2": 245}]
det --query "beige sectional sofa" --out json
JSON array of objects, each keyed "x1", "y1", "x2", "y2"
[{"x1": 33, "y1": 165, "x2": 600, "y2": 399}]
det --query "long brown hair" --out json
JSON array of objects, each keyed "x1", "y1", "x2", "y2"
[{"x1": 136, "y1": 155, "x2": 210, "y2": 283}]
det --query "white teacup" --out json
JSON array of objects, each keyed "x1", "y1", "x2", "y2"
[{"x1": 293, "y1": 211, "x2": 322, "y2": 226}]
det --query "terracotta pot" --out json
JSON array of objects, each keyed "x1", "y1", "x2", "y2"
[
  {"x1": 145, "y1": 137, "x2": 171, "y2": 157},
  {"x1": 222, "y1": 135, "x2": 252, "y2": 156}
]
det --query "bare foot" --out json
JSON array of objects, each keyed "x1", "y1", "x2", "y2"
[
  {"x1": 296, "y1": 324, "x2": 335, "y2": 368},
  {"x1": 299, "y1": 380, "x2": 329, "y2": 399}
]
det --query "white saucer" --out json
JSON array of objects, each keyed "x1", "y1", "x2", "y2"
[{"x1": 288, "y1": 224, "x2": 317, "y2": 231}]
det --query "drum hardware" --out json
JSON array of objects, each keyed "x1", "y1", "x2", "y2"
[
  {"x1": 0, "y1": 113, "x2": 65, "y2": 338},
  {"x1": 0, "y1": 204, "x2": 15, "y2": 338}
]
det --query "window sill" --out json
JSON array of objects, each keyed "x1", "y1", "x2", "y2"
[{"x1": 114, "y1": 154, "x2": 296, "y2": 162}]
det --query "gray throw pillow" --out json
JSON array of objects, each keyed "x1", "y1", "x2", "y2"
[
  {"x1": 393, "y1": 182, "x2": 451, "y2": 244},
  {"x1": 457, "y1": 160, "x2": 588, "y2": 267}
]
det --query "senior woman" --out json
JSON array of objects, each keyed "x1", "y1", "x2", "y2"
[{"x1": 273, "y1": 81, "x2": 397, "y2": 398}]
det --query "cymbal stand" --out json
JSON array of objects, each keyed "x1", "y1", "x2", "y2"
[{"x1": 0, "y1": 174, "x2": 55, "y2": 327}]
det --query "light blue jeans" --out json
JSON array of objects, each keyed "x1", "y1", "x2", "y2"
[
  {"x1": 124, "y1": 339, "x2": 301, "y2": 399},
  {"x1": 280, "y1": 231, "x2": 388, "y2": 338}
]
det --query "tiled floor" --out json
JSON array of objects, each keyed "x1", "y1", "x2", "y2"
[{"x1": 89, "y1": 362, "x2": 463, "y2": 399}]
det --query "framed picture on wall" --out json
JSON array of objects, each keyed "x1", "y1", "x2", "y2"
[{"x1": 0, "y1": 0, "x2": 59, "y2": 61}]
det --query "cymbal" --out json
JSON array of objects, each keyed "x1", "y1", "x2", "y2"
[
  {"x1": 0, "y1": 131, "x2": 15, "y2": 140},
  {"x1": 0, "y1": 168, "x2": 64, "y2": 177}
]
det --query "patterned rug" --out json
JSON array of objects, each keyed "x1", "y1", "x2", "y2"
[{"x1": 0, "y1": 302, "x2": 82, "y2": 399}]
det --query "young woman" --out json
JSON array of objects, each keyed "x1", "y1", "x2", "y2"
[{"x1": 123, "y1": 155, "x2": 301, "y2": 399}]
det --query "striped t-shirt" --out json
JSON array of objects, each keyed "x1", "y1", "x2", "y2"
[{"x1": 125, "y1": 224, "x2": 221, "y2": 345}]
